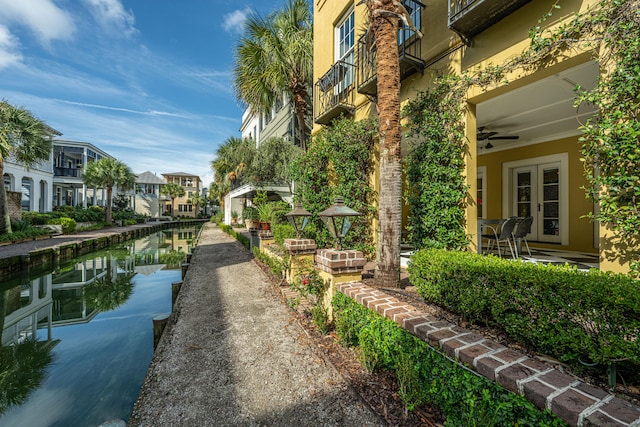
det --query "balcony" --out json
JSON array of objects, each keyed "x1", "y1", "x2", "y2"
[
  {"x1": 357, "y1": 0, "x2": 426, "y2": 97},
  {"x1": 313, "y1": 60, "x2": 356, "y2": 125},
  {"x1": 54, "y1": 167, "x2": 82, "y2": 178},
  {"x1": 448, "y1": 0, "x2": 532, "y2": 42}
]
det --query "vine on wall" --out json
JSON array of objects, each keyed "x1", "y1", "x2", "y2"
[
  {"x1": 404, "y1": 0, "x2": 640, "y2": 275},
  {"x1": 291, "y1": 117, "x2": 377, "y2": 256},
  {"x1": 403, "y1": 76, "x2": 470, "y2": 251}
]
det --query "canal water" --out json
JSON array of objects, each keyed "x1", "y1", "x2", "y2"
[{"x1": 0, "y1": 225, "x2": 201, "y2": 427}]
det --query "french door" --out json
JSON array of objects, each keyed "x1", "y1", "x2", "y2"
[{"x1": 512, "y1": 162, "x2": 561, "y2": 243}]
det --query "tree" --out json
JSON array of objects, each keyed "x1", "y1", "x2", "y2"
[
  {"x1": 160, "y1": 182, "x2": 185, "y2": 218},
  {"x1": 232, "y1": 0, "x2": 313, "y2": 150},
  {"x1": 0, "y1": 100, "x2": 55, "y2": 234},
  {"x1": 248, "y1": 137, "x2": 304, "y2": 186},
  {"x1": 188, "y1": 192, "x2": 205, "y2": 217},
  {"x1": 211, "y1": 136, "x2": 256, "y2": 189},
  {"x1": 83, "y1": 157, "x2": 135, "y2": 224},
  {"x1": 364, "y1": 0, "x2": 420, "y2": 287}
]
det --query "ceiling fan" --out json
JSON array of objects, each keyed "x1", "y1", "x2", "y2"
[{"x1": 477, "y1": 127, "x2": 519, "y2": 149}]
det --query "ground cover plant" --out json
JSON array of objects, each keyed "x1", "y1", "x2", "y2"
[{"x1": 332, "y1": 292, "x2": 567, "y2": 426}]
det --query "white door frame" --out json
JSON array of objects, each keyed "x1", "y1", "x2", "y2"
[{"x1": 502, "y1": 153, "x2": 569, "y2": 245}]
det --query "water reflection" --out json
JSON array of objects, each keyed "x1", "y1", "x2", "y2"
[{"x1": 0, "y1": 225, "x2": 200, "y2": 426}]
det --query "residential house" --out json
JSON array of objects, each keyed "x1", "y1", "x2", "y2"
[
  {"x1": 313, "y1": 1, "x2": 632, "y2": 273},
  {"x1": 224, "y1": 99, "x2": 303, "y2": 224},
  {"x1": 3, "y1": 127, "x2": 61, "y2": 215},
  {"x1": 52, "y1": 139, "x2": 114, "y2": 209},
  {"x1": 162, "y1": 172, "x2": 202, "y2": 219},
  {"x1": 133, "y1": 171, "x2": 167, "y2": 219}
]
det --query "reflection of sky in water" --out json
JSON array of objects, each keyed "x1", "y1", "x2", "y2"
[{"x1": 1, "y1": 248, "x2": 180, "y2": 427}]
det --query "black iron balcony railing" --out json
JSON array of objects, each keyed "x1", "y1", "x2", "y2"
[
  {"x1": 54, "y1": 167, "x2": 82, "y2": 178},
  {"x1": 357, "y1": 0, "x2": 426, "y2": 97},
  {"x1": 448, "y1": 0, "x2": 532, "y2": 42},
  {"x1": 313, "y1": 59, "x2": 356, "y2": 125}
]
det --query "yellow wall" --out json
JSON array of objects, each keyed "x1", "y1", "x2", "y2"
[
  {"x1": 312, "y1": 0, "x2": 634, "y2": 269},
  {"x1": 477, "y1": 136, "x2": 595, "y2": 253}
]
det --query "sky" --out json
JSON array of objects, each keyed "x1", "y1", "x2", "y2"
[{"x1": 0, "y1": 0, "x2": 280, "y2": 189}]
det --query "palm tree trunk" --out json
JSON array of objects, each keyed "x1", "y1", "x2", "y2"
[
  {"x1": 106, "y1": 186, "x2": 113, "y2": 223},
  {"x1": 0, "y1": 159, "x2": 12, "y2": 235},
  {"x1": 293, "y1": 91, "x2": 307, "y2": 151},
  {"x1": 372, "y1": 1, "x2": 402, "y2": 287}
]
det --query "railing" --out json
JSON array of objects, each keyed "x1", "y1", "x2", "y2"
[
  {"x1": 313, "y1": 60, "x2": 356, "y2": 125},
  {"x1": 357, "y1": 0, "x2": 426, "y2": 96},
  {"x1": 54, "y1": 167, "x2": 82, "y2": 178},
  {"x1": 448, "y1": 0, "x2": 532, "y2": 41}
]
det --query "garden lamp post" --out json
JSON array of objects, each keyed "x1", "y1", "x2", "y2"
[
  {"x1": 284, "y1": 203, "x2": 312, "y2": 238},
  {"x1": 318, "y1": 197, "x2": 361, "y2": 250}
]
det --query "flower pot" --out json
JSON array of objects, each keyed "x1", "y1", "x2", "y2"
[{"x1": 260, "y1": 221, "x2": 271, "y2": 231}]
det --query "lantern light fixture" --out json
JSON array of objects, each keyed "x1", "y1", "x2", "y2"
[
  {"x1": 318, "y1": 197, "x2": 361, "y2": 250},
  {"x1": 284, "y1": 203, "x2": 312, "y2": 238}
]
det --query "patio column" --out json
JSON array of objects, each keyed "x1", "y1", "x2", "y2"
[
  {"x1": 314, "y1": 248, "x2": 367, "y2": 319},
  {"x1": 464, "y1": 102, "x2": 479, "y2": 253}
]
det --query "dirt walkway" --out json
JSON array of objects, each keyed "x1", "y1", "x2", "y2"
[{"x1": 128, "y1": 223, "x2": 384, "y2": 427}]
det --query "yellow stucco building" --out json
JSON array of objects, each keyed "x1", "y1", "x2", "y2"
[
  {"x1": 162, "y1": 172, "x2": 203, "y2": 219},
  {"x1": 312, "y1": 0, "x2": 635, "y2": 274}
]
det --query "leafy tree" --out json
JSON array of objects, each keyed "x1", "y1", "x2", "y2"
[
  {"x1": 232, "y1": 0, "x2": 313, "y2": 150},
  {"x1": 0, "y1": 100, "x2": 55, "y2": 234},
  {"x1": 82, "y1": 157, "x2": 135, "y2": 224},
  {"x1": 160, "y1": 182, "x2": 185, "y2": 217},
  {"x1": 248, "y1": 137, "x2": 303, "y2": 185}
]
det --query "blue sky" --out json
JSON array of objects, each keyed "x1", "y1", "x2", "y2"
[{"x1": 0, "y1": 0, "x2": 278, "y2": 188}]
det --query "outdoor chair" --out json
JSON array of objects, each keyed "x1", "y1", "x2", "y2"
[
  {"x1": 512, "y1": 216, "x2": 534, "y2": 257},
  {"x1": 482, "y1": 216, "x2": 518, "y2": 259}
]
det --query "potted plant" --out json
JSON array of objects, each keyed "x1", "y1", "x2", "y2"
[
  {"x1": 257, "y1": 203, "x2": 275, "y2": 231},
  {"x1": 243, "y1": 207, "x2": 259, "y2": 229},
  {"x1": 231, "y1": 210, "x2": 239, "y2": 225}
]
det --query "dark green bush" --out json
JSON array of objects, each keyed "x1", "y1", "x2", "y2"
[
  {"x1": 272, "y1": 223, "x2": 296, "y2": 245},
  {"x1": 218, "y1": 223, "x2": 249, "y2": 249},
  {"x1": 408, "y1": 249, "x2": 640, "y2": 368},
  {"x1": 22, "y1": 211, "x2": 53, "y2": 225},
  {"x1": 333, "y1": 293, "x2": 566, "y2": 426},
  {"x1": 0, "y1": 227, "x2": 50, "y2": 243}
]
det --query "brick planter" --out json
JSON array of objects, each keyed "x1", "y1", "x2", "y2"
[{"x1": 337, "y1": 282, "x2": 640, "y2": 427}]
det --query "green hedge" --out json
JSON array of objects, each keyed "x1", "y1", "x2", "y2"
[
  {"x1": 0, "y1": 228, "x2": 50, "y2": 243},
  {"x1": 332, "y1": 293, "x2": 566, "y2": 426},
  {"x1": 408, "y1": 249, "x2": 640, "y2": 368},
  {"x1": 218, "y1": 223, "x2": 250, "y2": 249}
]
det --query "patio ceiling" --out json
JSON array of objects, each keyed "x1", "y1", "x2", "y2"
[{"x1": 476, "y1": 60, "x2": 599, "y2": 152}]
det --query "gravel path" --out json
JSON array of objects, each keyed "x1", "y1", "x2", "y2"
[{"x1": 128, "y1": 223, "x2": 384, "y2": 427}]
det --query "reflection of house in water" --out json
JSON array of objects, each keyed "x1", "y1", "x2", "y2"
[
  {"x1": 2, "y1": 275, "x2": 54, "y2": 346},
  {"x1": 166, "y1": 226, "x2": 198, "y2": 254}
]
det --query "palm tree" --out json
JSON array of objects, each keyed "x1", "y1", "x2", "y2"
[
  {"x1": 160, "y1": 182, "x2": 185, "y2": 218},
  {"x1": 0, "y1": 100, "x2": 55, "y2": 234},
  {"x1": 364, "y1": 0, "x2": 420, "y2": 287},
  {"x1": 83, "y1": 157, "x2": 136, "y2": 224},
  {"x1": 232, "y1": 0, "x2": 313, "y2": 150},
  {"x1": 188, "y1": 192, "x2": 205, "y2": 217}
]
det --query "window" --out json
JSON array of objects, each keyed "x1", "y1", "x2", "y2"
[
  {"x1": 4, "y1": 174, "x2": 12, "y2": 191},
  {"x1": 399, "y1": 0, "x2": 422, "y2": 44},
  {"x1": 335, "y1": 10, "x2": 355, "y2": 91},
  {"x1": 21, "y1": 178, "x2": 32, "y2": 211},
  {"x1": 178, "y1": 204, "x2": 183, "y2": 212}
]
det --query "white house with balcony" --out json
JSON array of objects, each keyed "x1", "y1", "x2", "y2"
[{"x1": 52, "y1": 140, "x2": 114, "y2": 209}]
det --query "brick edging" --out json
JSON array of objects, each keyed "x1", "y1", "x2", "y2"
[{"x1": 337, "y1": 282, "x2": 640, "y2": 427}]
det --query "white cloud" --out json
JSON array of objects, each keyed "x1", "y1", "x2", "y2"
[
  {"x1": 0, "y1": 0, "x2": 76, "y2": 45},
  {"x1": 84, "y1": 0, "x2": 138, "y2": 37},
  {"x1": 222, "y1": 8, "x2": 252, "y2": 34},
  {"x1": 0, "y1": 25, "x2": 22, "y2": 69}
]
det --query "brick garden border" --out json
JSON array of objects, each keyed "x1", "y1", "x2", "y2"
[{"x1": 337, "y1": 282, "x2": 640, "y2": 427}]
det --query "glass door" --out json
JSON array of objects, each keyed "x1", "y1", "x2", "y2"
[{"x1": 512, "y1": 162, "x2": 561, "y2": 243}]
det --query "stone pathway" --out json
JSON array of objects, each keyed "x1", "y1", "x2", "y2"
[{"x1": 128, "y1": 224, "x2": 383, "y2": 426}]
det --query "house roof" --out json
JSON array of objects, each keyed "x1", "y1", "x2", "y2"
[
  {"x1": 136, "y1": 171, "x2": 165, "y2": 184},
  {"x1": 162, "y1": 172, "x2": 200, "y2": 179}
]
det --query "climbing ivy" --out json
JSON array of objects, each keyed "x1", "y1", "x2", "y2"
[
  {"x1": 291, "y1": 117, "x2": 377, "y2": 256},
  {"x1": 404, "y1": 0, "x2": 640, "y2": 275},
  {"x1": 403, "y1": 76, "x2": 470, "y2": 251}
]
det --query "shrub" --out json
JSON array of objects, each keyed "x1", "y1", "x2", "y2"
[
  {"x1": 22, "y1": 211, "x2": 53, "y2": 225},
  {"x1": 218, "y1": 222, "x2": 249, "y2": 249},
  {"x1": 272, "y1": 223, "x2": 296, "y2": 245},
  {"x1": 47, "y1": 217, "x2": 77, "y2": 234},
  {"x1": 408, "y1": 249, "x2": 640, "y2": 369},
  {"x1": 332, "y1": 293, "x2": 566, "y2": 426}
]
